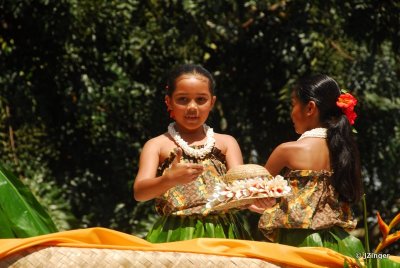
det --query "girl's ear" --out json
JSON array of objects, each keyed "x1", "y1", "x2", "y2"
[
  {"x1": 165, "y1": 95, "x2": 175, "y2": 119},
  {"x1": 165, "y1": 95, "x2": 172, "y2": 109},
  {"x1": 211, "y1": 96, "x2": 217, "y2": 108},
  {"x1": 306, "y1": 101, "x2": 317, "y2": 116}
]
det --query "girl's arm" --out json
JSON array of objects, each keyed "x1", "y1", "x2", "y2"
[
  {"x1": 133, "y1": 139, "x2": 173, "y2": 201},
  {"x1": 265, "y1": 143, "x2": 290, "y2": 176},
  {"x1": 223, "y1": 135, "x2": 243, "y2": 170},
  {"x1": 248, "y1": 143, "x2": 290, "y2": 214},
  {"x1": 133, "y1": 140, "x2": 203, "y2": 201}
]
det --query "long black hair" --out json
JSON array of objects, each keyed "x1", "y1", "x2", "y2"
[
  {"x1": 165, "y1": 64, "x2": 215, "y2": 96},
  {"x1": 293, "y1": 74, "x2": 363, "y2": 204}
]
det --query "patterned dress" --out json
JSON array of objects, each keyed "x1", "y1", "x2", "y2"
[
  {"x1": 146, "y1": 146, "x2": 252, "y2": 243},
  {"x1": 258, "y1": 170, "x2": 364, "y2": 257}
]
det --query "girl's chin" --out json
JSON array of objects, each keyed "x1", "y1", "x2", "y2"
[
  {"x1": 176, "y1": 119, "x2": 203, "y2": 128},
  {"x1": 184, "y1": 117, "x2": 201, "y2": 123}
]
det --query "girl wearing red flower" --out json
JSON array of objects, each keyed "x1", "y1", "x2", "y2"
[{"x1": 250, "y1": 74, "x2": 364, "y2": 258}]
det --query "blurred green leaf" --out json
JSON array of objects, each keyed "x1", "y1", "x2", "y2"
[{"x1": 0, "y1": 164, "x2": 58, "y2": 238}]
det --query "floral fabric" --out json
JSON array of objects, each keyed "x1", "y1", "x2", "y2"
[
  {"x1": 148, "y1": 146, "x2": 252, "y2": 242},
  {"x1": 155, "y1": 146, "x2": 227, "y2": 216},
  {"x1": 259, "y1": 170, "x2": 357, "y2": 241}
]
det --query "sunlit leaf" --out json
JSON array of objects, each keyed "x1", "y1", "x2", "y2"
[{"x1": 0, "y1": 164, "x2": 58, "y2": 238}]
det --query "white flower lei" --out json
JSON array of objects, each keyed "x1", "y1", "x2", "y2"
[
  {"x1": 297, "y1": 128, "x2": 327, "y2": 141},
  {"x1": 168, "y1": 122, "x2": 215, "y2": 159}
]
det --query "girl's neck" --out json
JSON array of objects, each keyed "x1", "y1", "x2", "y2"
[
  {"x1": 298, "y1": 127, "x2": 327, "y2": 141},
  {"x1": 305, "y1": 122, "x2": 324, "y2": 131},
  {"x1": 168, "y1": 122, "x2": 215, "y2": 159}
]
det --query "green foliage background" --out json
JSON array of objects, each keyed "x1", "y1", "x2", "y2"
[{"x1": 0, "y1": 0, "x2": 399, "y2": 254}]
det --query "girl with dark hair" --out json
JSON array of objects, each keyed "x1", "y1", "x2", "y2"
[
  {"x1": 250, "y1": 74, "x2": 364, "y2": 257},
  {"x1": 134, "y1": 64, "x2": 252, "y2": 243}
]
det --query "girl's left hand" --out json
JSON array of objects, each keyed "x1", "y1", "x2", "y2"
[{"x1": 247, "y1": 198, "x2": 276, "y2": 214}]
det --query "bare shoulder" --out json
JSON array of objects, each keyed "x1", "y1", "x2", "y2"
[
  {"x1": 142, "y1": 133, "x2": 173, "y2": 152},
  {"x1": 279, "y1": 139, "x2": 327, "y2": 156},
  {"x1": 143, "y1": 133, "x2": 165, "y2": 147},
  {"x1": 272, "y1": 140, "x2": 308, "y2": 159},
  {"x1": 266, "y1": 140, "x2": 304, "y2": 175},
  {"x1": 275, "y1": 140, "x2": 302, "y2": 152},
  {"x1": 214, "y1": 133, "x2": 238, "y2": 143},
  {"x1": 214, "y1": 133, "x2": 240, "y2": 151},
  {"x1": 214, "y1": 132, "x2": 243, "y2": 167}
]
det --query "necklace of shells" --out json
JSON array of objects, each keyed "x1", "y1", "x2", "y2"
[
  {"x1": 297, "y1": 127, "x2": 327, "y2": 141},
  {"x1": 168, "y1": 122, "x2": 215, "y2": 159}
]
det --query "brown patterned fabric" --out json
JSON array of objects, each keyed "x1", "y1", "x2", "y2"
[
  {"x1": 155, "y1": 146, "x2": 227, "y2": 216},
  {"x1": 258, "y1": 170, "x2": 357, "y2": 241}
]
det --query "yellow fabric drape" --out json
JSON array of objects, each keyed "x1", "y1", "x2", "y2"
[{"x1": 0, "y1": 227, "x2": 399, "y2": 267}]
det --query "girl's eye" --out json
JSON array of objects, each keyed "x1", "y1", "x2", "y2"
[
  {"x1": 196, "y1": 97, "x2": 208, "y2": 104},
  {"x1": 176, "y1": 97, "x2": 188, "y2": 104}
]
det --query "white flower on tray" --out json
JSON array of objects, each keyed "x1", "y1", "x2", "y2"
[{"x1": 206, "y1": 175, "x2": 291, "y2": 209}]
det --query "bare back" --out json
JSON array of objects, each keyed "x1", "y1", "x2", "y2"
[{"x1": 265, "y1": 138, "x2": 330, "y2": 176}]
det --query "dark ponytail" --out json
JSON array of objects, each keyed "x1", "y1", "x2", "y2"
[
  {"x1": 294, "y1": 74, "x2": 363, "y2": 203},
  {"x1": 326, "y1": 115, "x2": 362, "y2": 203}
]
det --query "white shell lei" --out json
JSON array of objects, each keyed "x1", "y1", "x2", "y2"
[
  {"x1": 297, "y1": 128, "x2": 327, "y2": 141},
  {"x1": 168, "y1": 123, "x2": 215, "y2": 159}
]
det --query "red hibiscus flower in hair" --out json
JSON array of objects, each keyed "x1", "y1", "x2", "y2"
[{"x1": 336, "y1": 92, "x2": 358, "y2": 125}]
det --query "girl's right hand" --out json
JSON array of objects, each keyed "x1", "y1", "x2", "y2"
[
  {"x1": 247, "y1": 198, "x2": 276, "y2": 214},
  {"x1": 164, "y1": 148, "x2": 204, "y2": 185}
]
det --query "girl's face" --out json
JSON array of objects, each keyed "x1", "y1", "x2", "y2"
[
  {"x1": 165, "y1": 74, "x2": 216, "y2": 131},
  {"x1": 290, "y1": 92, "x2": 309, "y2": 134}
]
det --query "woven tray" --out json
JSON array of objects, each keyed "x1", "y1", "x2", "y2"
[
  {"x1": 211, "y1": 195, "x2": 273, "y2": 211},
  {"x1": 208, "y1": 164, "x2": 288, "y2": 211},
  {"x1": 0, "y1": 246, "x2": 284, "y2": 268},
  {"x1": 224, "y1": 164, "x2": 271, "y2": 183}
]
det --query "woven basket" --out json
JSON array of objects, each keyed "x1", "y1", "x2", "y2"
[
  {"x1": 210, "y1": 164, "x2": 272, "y2": 211},
  {"x1": 1, "y1": 246, "x2": 283, "y2": 268},
  {"x1": 212, "y1": 195, "x2": 271, "y2": 211},
  {"x1": 223, "y1": 164, "x2": 271, "y2": 183}
]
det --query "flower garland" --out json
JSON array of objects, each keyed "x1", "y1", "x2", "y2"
[
  {"x1": 297, "y1": 128, "x2": 327, "y2": 141},
  {"x1": 336, "y1": 92, "x2": 357, "y2": 125},
  {"x1": 168, "y1": 122, "x2": 215, "y2": 159}
]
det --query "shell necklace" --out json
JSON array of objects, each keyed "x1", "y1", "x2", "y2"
[
  {"x1": 297, "y1": 128, "x2": 327, "y2": 141},
  {"x1": 168, "y1": 122, "x2": 215, "y2": 159}
]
